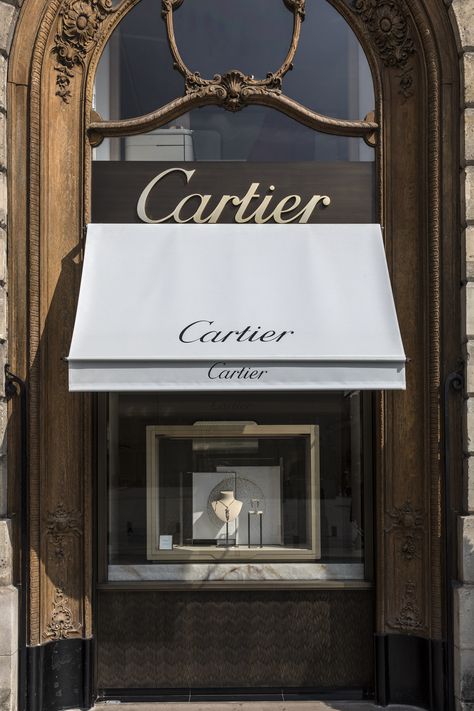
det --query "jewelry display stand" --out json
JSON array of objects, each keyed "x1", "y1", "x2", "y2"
[
  {"x1": 248, "y1": 499, "x2": 263, "y2": 548},
  {"x1": 211, "y1": 489, "x2": 242, "y2": 548}
]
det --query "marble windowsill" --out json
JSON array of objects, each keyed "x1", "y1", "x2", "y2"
[{"x1": 108, "y1": 562, "x2": 365, "y2": 582}]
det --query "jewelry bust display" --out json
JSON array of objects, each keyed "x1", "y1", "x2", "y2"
[{"x1": 211, "y1": 490, "x2": 243, "y2": 523}]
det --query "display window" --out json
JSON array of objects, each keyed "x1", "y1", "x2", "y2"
[
  {"x1": 146, "y1": 424, "x2": 320, "y2": 560},
  {"x1": 101, "y1": 392, "x2": 371, "y2": 584}
]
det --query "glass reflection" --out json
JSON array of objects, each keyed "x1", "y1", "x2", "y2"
[
  {"x1": 173, "y1": 0, "x2": 292, "y2": 80},
  {"x1": 94, "y1": 106, "x2": 374, "y2": 162},
  {"x1": 94, "y1": 0, "x2": 374, "y2": 121},
  {"x1": 107, "y1": 392, "x2": 369, "y2": 573}
]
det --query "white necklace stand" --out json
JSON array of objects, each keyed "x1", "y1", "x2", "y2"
[{"x1": 211, "y1": 490, "x2": 243, "y2": 547}]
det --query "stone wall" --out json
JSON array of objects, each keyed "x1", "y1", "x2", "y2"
[
  {"x1": 0, "y1": 0, "x2": 18, "y2": 709},
  {"x1": 451, "y1": 0, "x2": 474, "y2": 709}
]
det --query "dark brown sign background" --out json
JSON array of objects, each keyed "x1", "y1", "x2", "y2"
[{"x1": 92, "y1": 161, "x2": 375, "y2": 224}]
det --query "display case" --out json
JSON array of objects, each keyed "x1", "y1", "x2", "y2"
[{"x1": 146, "y1": 423, "x2": 320, "y2": 561}]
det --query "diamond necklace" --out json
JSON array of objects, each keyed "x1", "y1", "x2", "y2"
[{"x1": 217, "y1": 498, "x2": 235, "y2": 522}]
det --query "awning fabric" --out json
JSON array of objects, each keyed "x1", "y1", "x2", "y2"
[{"x1": 68, "y1": 223, "x2": 406, "y2": 391}]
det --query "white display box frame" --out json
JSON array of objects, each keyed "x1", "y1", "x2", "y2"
[{"x1": 146, "y1": 423, "x2": 320, "y2": 561}]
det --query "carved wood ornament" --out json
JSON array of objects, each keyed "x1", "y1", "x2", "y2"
[
  {"x1": 86, "y1": 0, "x2": 379, "y2": 146},
  {"x1": 350, "y1": 0, "x2": 415, "y2": 98},
  {"x1": 54, "y1": 0, "x2": 114, "y2": 102}
]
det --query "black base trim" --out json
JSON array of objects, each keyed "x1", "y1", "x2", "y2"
[
  {"x1": 375, "y1": 634, "x2": 447, "y2": 709},
  {"x1": 27, "y1": 638, "x2": 93, "y2": 711},
  {"x1": 97, "y1": 687, "x2": 368, "y2": 703},
  {"x1": 26, "y1": 633, "x2": 449, "y2": 709}
]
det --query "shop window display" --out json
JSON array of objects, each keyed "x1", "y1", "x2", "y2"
[
  {"x1": 146, "y1": 424, "x2": 320, "y2": 561},
  {"x1": 104, "y1": 393, "x2": 369, "y2": 582}
]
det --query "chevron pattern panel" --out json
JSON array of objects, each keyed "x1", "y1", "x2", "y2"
[{"x1": 96, "y1": 590, "x2": 374, "y2": 691}]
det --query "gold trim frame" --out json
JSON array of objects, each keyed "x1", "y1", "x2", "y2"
[{"x1": 146, "y1": 424, "x2": 320, "y2": 562}]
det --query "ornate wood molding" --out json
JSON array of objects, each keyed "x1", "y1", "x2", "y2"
[
  {"x1": 350, "y1": 0, "x2": 415, "y2": 98},
  {"x1": 46, "y1": 503, "x2": 82, "y2": 561},
  {"x1": 43, "y1": 503, "x2": 83, "y2": 638},
  {"x1": 88, "y1": 92, "x2": 379, "y2": 145},
  {"x1": 87, "y1": 0, "x2": 380, "y2": 143},
  {"x1": 393, "y1": 581, "x2": 424, "y2": 631},
  {"x1": 53, "y1": 0, "x2": 114, "y2": 102},
  {"x1": 44, "y1": 586, "x2": 81, "y2": 640},
  {"x1": 162, "y1": 0, "x2": 304, "y2": 103},
  {"x1": 183, "y1": 70, "x2": 283, "y2": 112},
  {"x1": 386, "y1": 500, "x2": 424, "y2": 562}
]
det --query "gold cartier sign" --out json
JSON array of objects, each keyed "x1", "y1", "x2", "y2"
[
  {"x1": 137, "y1": 167, "x2": 331, "y2": 225},
  {"x1": 92, "y1": 162, "x2": 375, "y2": 224}
]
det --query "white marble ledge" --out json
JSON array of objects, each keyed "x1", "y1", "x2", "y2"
[{"x1": 108, "y1": 562, "x2": 365, "y2": 582}]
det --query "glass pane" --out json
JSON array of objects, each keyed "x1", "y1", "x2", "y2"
[
  {"x1": 94, "y1": 108, "x2": 374, "y2": 162},
  {"x1": 173, "y1": 0, "x2": 292, "y2": 79},
  {"x1": 94, "y1": 0, "x2": 182, "y2": 122},
  {"x1": 94, "y1": 0, "x2": 374, "y2": 121},
  {"x1": 284, "y1": 0, "x2": 374, "y2": 120},
  {"x1": 106, "y1": 392, "x2": 370, "y2": 583},
  {"x1": 150, "y1": 428, "x2": 317, "y2": 557}
]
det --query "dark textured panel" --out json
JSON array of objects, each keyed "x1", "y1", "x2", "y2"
[
  {"x1": 376, "y1": 634, "x2": 447, "y2": 709},
  {"x1": 27, "y1": 638, "x2": 92, "y2": 711},
  {"x1": 96, "y1": 590, "x2": 374, "y2": 691}
]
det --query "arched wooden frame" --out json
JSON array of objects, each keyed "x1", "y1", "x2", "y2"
[
  {"x1": 86, "y1": 0, "x2": 378, "y2": 145},
  {"x1": 7, "y1": 0, "x2": 461, "y2": 687}
]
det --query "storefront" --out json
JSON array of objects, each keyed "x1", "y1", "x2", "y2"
[{"x1": 4, "y1": 0, "x2": 467, "y2": 708}]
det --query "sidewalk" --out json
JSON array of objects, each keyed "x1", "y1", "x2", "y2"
[{"x1": 93, "y1": 703, "x2": 425, "y2": 710}]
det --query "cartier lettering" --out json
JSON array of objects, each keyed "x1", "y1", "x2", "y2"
[
  {"x1": 179, "y1": 320, "x2": 295, "y2": 344},
  {"x1": 137, "y1": 168, "x2": 331, "y2": 225},
  {"x1": 208, "y1": 362, "x2": 268, "y2": 381}
]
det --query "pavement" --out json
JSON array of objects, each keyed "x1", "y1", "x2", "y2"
[{"x1": 92, "y1": 703, "x2": 425, "y2": 710}]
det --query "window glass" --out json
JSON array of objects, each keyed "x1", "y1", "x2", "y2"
[
  {"x1": 94, "y1": 0, "x2": 374, "y2": 121},
  {"x1": 106, "y1": 393, "x2": 370, "y2": 582},
  {"x1": 94, "y1": 109, "x2": 374, "y2": 162},
  {"x1": 173, "y1": 0, "x2": 292, "y2": 80},
  {"x1": 284, "y1": 0, "x2": 374, "y2": 120}
]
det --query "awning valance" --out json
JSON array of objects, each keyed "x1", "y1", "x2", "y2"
[{"x1": 68, "y1": 223, "x2": 406, "y2": 391}]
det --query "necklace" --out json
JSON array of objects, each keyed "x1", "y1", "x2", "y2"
[{"x1": 217, "y1": 498, "x2": 235, "y2": 522}]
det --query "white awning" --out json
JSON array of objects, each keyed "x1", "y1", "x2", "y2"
[{"x1": 68, "y1": 223, "x2": 406, "y2": 391}]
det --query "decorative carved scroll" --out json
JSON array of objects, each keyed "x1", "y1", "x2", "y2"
[
  {"x1": 161, "y1": 0, "x2": 304, "y2": 113},
  {"x1": 385, "y1": 500, "x2": 425, "y2": 631},
  {"x1": 184, "y1": 70, "x2": 282, "y2": 113},
  {"x1": 351, "y1": 0, "x2": 415, "y2": 98},
  {"x1": 46, "y1": 502, "x2": 82, "y2": 561},
  {"x1": 53, "y1": 0, "x2": 114, "y2": 102},
  {"x1": 44, "y1": 504, "x2": 82, "y2": 638},
  {"x1": 394, "y1": 581, "x2": 423, "y2": 631},
  {"x1": 388, "y1": 500, "x2": 423, "y2": 528},
  {"x1": 87, "y1": 0, "x2": 379, "y2": 143},
  {"x1": 44, "y1": 585, "x2": 81, "y2": 640},
  {"x1": 88, "y1": 92, "x2": 379, "y2": 146},
  {"x1": 386, "y1": 500, "x2": 423, "y2": 562},
  {"x1": 161, "y1": 0, "x2": 184, "y2": 17},
  {"x1": 283, "y1": 0, "x2": 305, "y2": 20}
]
